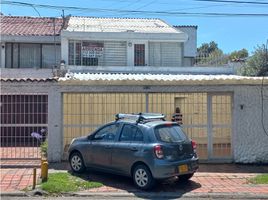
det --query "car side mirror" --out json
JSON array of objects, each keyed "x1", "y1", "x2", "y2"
[{"x1": 88, "y1": 135, "x2": 94, "y2": 140}]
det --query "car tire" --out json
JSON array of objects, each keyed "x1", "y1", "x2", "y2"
[
  {"x1": 133, "y1": 164, "x2": 155, "y2": 190},
  {"x1": 178, "y1": 173, "x2": 194, "y2": 182},
  {"x1": 69, "y1": 152, "x2": 85, "y2": 173}
]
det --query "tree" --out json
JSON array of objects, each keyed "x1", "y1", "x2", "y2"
[
  {"x1": 197, "y1": 41, "x2": 220, "y2": 56},
  {"x1": 239, "y1": 44, "x2": 268, "y2": 76},
  {"x1": 196, "y1": 41, "x2": 227, "y2": 66},
  {"x1": 229, "y1": 48, "x2": 248, "y2": 61}
]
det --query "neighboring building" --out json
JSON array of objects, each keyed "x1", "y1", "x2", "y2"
[{"x1": 0, "y1": 16, "x2": 64, "y2": 70}]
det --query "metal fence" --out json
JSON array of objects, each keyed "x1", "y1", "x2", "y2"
[{"x1": 0, "y1": 94, "x2": 48, "y2": 160}]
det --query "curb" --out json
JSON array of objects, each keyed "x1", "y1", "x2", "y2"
[
  {"x1": 73, "y1": 192, "x2": 268, "y2": 199},
  {"x1": 0, "y1": 191, "x2": 27, "y2": 197},
  {"x1": 2, "y1": 191, "x2": 268, "y2": 199}
]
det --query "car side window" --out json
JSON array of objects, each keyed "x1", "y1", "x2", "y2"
[
  {"x1": 134, "y1": 128, "x2": 143, "y2": 142},
  {"x1": 93, "y1": 124, "x2": 119, "y2": 141},
  {"x1": 120, "y1": 124, "x2": 143, "y2": 142}
]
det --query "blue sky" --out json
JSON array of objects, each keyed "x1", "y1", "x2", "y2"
[{"x1": 1, "y1": 0, "x2": 268, "y2": 54}]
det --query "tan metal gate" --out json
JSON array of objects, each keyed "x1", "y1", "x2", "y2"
[
  {"x1": 0, "y1": 94, "x2": 48, "y2": 160},
  {"x1": 63, "y1": 93, "x2": 146, "y2": 152},
  {"x1": 62, "y1": 92, "x2": 232, "y2": 161}
]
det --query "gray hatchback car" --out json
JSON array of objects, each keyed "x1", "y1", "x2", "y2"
[{"x1": 68, "y1": 113, "x2": 199, "y2": 190}]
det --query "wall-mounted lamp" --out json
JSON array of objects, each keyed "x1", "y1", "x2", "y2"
[
  {"x1": 240, "y1": 104, "x2": 244, "y2": 110},
  {"x1": 128, "y1": 42, "x2": 132, "y2": 47},
  {"x1": 1, "y1": 44, "x2": 5, "y2": 49}
]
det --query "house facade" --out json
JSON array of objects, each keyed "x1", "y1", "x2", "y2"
[
  {"x1": 1, "y1": 15, "x2": 267, "y2": 164},
  {"x1": 61, "y1": 17, "x2": 192, "y2": 72}
]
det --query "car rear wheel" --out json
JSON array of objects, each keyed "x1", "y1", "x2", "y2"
[
  {"x1": 133, "y1": 164, "x2": 155, "y2": 190},
  {"x1": 178, "y1": 173, "x2": 194, "y2": 182},
  {"x1": 69, "y1": 152, "x2": 85, "y2": 173}
]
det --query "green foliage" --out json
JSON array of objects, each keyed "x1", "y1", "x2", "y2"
[
  {"x1": 197, "y1": 41, "x2": 220, "y2": 56},
  {"x1": 40, "y1": 140, "x2": 48, "y2": 157},
  {"x1": 239, "y1": 44, "x2": 268, "y2": 76},
  {"x1": 249, "y1": 174, "x2": 268, "y2": 184},
  {"x1": 41, "y1": 172, "x2": 103, "y2": 194},
  {"x1": 229, "y1": 48, "x2": 248, "y2": 61},
  {"x1": 196, "y1": 41, "x2": 229, "y2": 66}
]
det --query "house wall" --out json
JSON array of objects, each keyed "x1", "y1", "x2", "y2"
[
  {"x1": 233, "y1": 86, "x2": 268, "y2": 163},
  {"x1": 175, "y1": 27, "x2": 197, "y2": 58},
  {"x1": 1, "y1": 82, "x2": 267, "y2": 163},
  {"x1": 174, "y1": 26, "x2": 197, "y2": 66},
  {"x1": 0, "y1": 43, "x2": 5, "y2": 68}
]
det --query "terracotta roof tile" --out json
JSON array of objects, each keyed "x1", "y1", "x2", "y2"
[{"x1": 0, "y1": 16, "x2": 64, "y2": 36}]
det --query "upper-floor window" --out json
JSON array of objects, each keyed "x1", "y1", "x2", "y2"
[
  {"x1": 5, "y1": 43, "x2": 60, "y2": 68},
  {"x1": 69, "y1": 41, "x2": 104, "y2": 66}
]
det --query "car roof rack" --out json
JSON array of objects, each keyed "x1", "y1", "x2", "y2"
[{"x1": 115, "y1": 113, "x2": 166, "y2": 124}]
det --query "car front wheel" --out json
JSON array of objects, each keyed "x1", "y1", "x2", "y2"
[
  {"x1": 133, "y1": 164, "x2": 155, "y2": 190},
  {"x1": 69, "y1": 152, "x2": 85, "y2": 173}
]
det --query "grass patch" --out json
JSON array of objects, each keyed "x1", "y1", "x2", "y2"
[
  {"x1": 249, "y1": 174, "x2": 268, "y2": 184},
  {"x1": 41, "y1": 172, "x2": 103, "y2": 194}
]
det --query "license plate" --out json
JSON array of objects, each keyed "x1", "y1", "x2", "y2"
[{"x1": 178, "y1": 164, "x2": 188, "y2": 173}]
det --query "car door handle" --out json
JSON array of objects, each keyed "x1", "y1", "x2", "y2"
[
  {"x1": 130, "y1": 147, "x2": 138, "y2": 151},
  {"x1": 105, "y1": 145, "x2": 112, "y2": 149}
]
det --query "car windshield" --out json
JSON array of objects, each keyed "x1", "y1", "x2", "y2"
[{"x1": 154, "y1": 124, "x2": 187, "y2": 143}]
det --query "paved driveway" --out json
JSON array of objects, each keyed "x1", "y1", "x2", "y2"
[{"x1": 1, "y1": 163, "x2": 268, "y2": 197}]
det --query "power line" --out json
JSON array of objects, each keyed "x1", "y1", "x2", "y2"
[
  {"x1": 195, "y1": 0, "x2": 268, "y2": 5},
  {"x1": 2, "y1": 0, "x2": 268, "y2": 17}
]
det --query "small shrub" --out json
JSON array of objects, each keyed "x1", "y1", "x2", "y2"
[{"x1": 40, "y1": 140, "x2": 48, "y2": 158}]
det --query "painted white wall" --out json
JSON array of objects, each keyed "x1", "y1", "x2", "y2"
[
  {"x1": 61, "y1": 36, "x2": 69, "y2": 65},
  {"x1": 174, "y1": 26, "x2": 197, "y2": 57},
  {"x1": 0, "y1": 43, "x2": 4, "y2": 68},
  {"x1": 233, "y1": 86, "x2": 268, "y2": 163}
]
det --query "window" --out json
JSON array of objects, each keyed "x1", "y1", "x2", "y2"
[
  {"x1": 134, "y1": 44, "x2": 145, "y2": 66},
  {"x1": 120, "y1": 124, "x2": 143, "y2": 142},
  {"x1": 68, "y1": 41, "x2": 104, "y2": 66},
  {"x1": 5, "y1": 43, "x2": 60, "y2": 68},
  {"x1": 155, "y1": 124, "x2": 187, "y2": 143},
  {"x1": 93, "y1": 124, "x2": 119, "y2": 141}
]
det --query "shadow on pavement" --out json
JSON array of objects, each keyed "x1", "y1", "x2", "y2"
[
  {"x1": 48, "y1": 162, "x2": 268, "y2": 199},
  {"x1": 71, "y1": 169, "x2": 201, "y2": 199}
]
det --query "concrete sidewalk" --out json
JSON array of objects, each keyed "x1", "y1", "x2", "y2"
[{"x1": 1, "y1": 163, "x2": 268, "y2": 199}]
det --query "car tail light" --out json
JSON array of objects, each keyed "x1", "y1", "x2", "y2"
[
  {"x1": 191, "y1": 140, "x2": 197, "y2": 152},
  {"x1": 154, "y1": 145, "x2": 164, "y2": 159}
]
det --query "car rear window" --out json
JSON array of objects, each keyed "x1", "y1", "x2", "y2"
[{"x1": 154, "y1": 124, "x2": 187, "y2": 143}]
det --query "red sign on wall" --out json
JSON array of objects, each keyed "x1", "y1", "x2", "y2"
[{"x1": 82, "y1": 42, "x2": 104, "y2": 58}]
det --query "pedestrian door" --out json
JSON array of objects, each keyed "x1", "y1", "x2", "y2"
[{"x1": 208, "y1": 94, "x2": 232, "y2": 160}]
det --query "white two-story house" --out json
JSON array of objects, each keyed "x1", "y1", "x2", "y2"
[{"x1": 60, "y1": 16, "x2": 195, "y2": 73}]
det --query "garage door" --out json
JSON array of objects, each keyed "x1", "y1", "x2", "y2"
[
  {"x1": 63, "y1": 93, "x2": 146, "y2": 153},
  {"x1": 63, "y1": 92, "x2": 232, "y2": 161}
]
